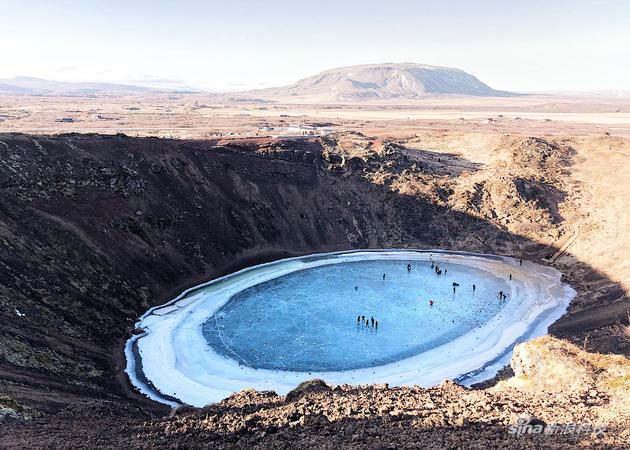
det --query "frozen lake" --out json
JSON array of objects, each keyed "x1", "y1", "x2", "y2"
[
  {"x1": 203, "y1": 259, "x2": 509, "y2": 371},
  {"x1": 125, "y1": 249, "x2": 575, "y2": 407}
]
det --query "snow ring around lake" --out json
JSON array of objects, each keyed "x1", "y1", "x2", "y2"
[{"x1": 125, "y1": 249, "x2": 575, "y2": 407}]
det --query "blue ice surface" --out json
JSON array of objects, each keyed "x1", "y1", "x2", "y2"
[{"x1": 202, "y1": 259, "x2": 509, "y2": 372}]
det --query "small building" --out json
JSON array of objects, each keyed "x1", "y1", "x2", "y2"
[{"x1": 277, "y1": 125, "x2": 333, "y2": 138}]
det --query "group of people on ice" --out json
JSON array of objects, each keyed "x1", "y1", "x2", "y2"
[
  {"x1": 388, "y1": 259, "x2": 514, "y2": 308},
  {"x1": 356, "y1": 257, "x2": 517, "y2": 326},
  {"x1": 357, "y1": 315, "x2": 378, "y2": 329}
]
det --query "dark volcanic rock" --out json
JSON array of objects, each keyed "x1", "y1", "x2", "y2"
[
  {"x1": 285, "y1": 379, "x2": 333, "y2": 403},
  {"x1": 0, "y1": 132, "x2": 628, "y2": 449}
]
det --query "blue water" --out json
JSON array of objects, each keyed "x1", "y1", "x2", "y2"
[{"x1": 202, "y1": 259, "x2": 509, "y2": 372}]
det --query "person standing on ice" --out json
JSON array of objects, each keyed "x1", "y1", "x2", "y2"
[
  {"x1": 371, "y1": 316, "x2": 374, "y2": 326},
  {"x1": 407, "y1": 263, "x2": 412, "y2": 272},
  {"x1": 357, "y1": 315, "x2": 361, "y2": 323}
]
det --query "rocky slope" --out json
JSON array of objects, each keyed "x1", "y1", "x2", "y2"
[
  {"x1": 0, "y1": 131, "x2": 628, "y2": 447},
  {"x1": 2, "y1": 337, "x2": 629, "y2": 449},
  {"x1": 251, "y1": 63, "x2": 512, "y2": 101}
]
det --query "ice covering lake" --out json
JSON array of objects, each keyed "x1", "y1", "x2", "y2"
[
  {"x1": 202, "y1": 260, "x2": 508, "y2": 372},
  {"x1": 125, "y1": 249, "x2": 575, "y2": 407}
]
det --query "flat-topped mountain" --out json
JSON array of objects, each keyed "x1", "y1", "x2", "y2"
[{"x1": 253, "y1": 63, "x2": 513, "y2": 101}]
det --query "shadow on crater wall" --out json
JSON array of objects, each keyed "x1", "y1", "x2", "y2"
[{"x1": 0, "y1": 132, "x2": 627, "y2": 416}]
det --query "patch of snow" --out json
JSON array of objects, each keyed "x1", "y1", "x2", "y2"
[{"x1": 399, "y1": 74, "x2": 422, "y2": 97}]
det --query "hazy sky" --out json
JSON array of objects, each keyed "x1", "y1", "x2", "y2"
[{"x1": 2, "y1": 0, "x2": 629, "y2": 92}]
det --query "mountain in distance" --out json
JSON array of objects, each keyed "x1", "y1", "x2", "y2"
[
  {"x1": 251, "y1": 63, "x2": 515, "y2": 101},
  {"x1": 0, "y1": 76, "x2": 199, "y2": 96},
  {"x1": 0, "y1": 64, "x2": 515, "y2": 100}
]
